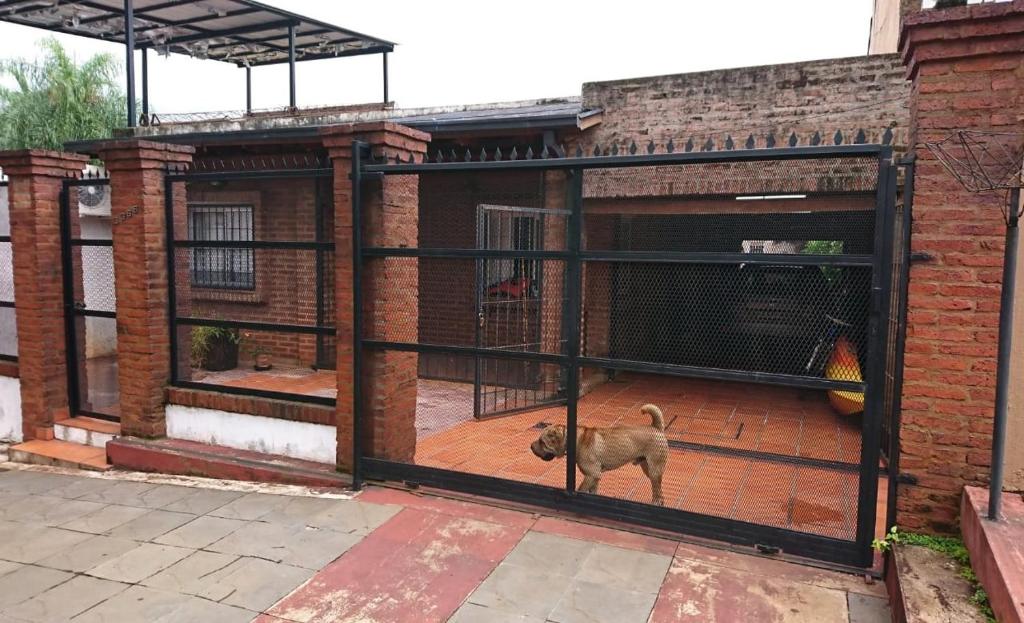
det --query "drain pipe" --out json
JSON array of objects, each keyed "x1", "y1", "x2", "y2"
[{"x1": 989, "y1": 187, "x2": 1020, "y2": 521}]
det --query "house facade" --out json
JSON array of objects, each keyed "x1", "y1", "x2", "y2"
[{"x1": 0, "y1": 0, "x2": 1021, "y2": 568}]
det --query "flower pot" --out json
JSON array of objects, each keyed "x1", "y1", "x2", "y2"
[
  {"x1": 254, "y1": 353, "x2": 273, "y2": 371},
  {"x1": 203, "y1": 338, "x2": 239, "y2": 371}
]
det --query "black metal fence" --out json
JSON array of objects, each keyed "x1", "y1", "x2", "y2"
[
  {"x1": 0, "y1": 176, "x2": 14, "y2": 363},
  {"x1": 165, "y1": 155, "x2": 336, "y2": 405},
  {"x1": 354, "y1": 139, "x2": 908, "y2": 568},
  {"x1": 60, "y1": 173, "x2": 119, "y2": 421}
]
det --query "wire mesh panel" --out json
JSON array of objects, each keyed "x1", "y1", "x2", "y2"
[
  {"x1": 0, "y1": 180, "x2": 15, "y2": 361},
  {"x1": 61, "y1": 179, "x2": 119, "y2": 420},
  {"x1": 168, "y1": 169, "x2": 336, "y2": 405},
  {"x1": 356, "y1": 145, "x2": 896, "y2": 567}
]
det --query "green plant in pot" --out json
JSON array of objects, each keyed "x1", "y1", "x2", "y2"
[
  {"x1": 241, "y1": 331, "x2": 273, "y2": 371},
  {"x1": 191, "y1": 325, "x2": 241, "y2": 371}
]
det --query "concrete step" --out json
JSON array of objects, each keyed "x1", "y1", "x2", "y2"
[
  {"x1": 107, "y1": 437, "x2": 350, "y2": 489},
  {"x1": 9, "y1": 439, "x2": 111, "y2": 471},
  {"x1": 54, "y1": 417, "x2": 119, "y2": 449}
]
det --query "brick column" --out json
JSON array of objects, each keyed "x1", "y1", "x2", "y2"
[
  {"x1": 96, "y1": 140, "x2": 194, "y2": 438},
  {"x1": 323, "y1": 122, "x2": 429, "y2": 471},
  {"x1": 899, "y1": 2, "x2": 1024, "y2": 532},
  {"x1": 0, "y1": 150, "x2": 89, "y2": 440}
]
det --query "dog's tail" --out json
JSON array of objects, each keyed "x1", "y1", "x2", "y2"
[{"x1": 641, "y1": 404, "x2": 665, "y2": 431}]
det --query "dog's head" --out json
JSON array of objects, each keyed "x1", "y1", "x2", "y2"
[{"x1": 530, "y1": 424, "x2": 567, "y2": 461}]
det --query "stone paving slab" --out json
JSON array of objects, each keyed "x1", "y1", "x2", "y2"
[
  {"x1": 86, "y1": 542, "x2": 193, "y2": 583},
  {"x1": 35, "y1": 535, "x2": 140, "y2": 573},
  {"x1": 153, "y1": 515, "x2": 248, "y2": 549},
  {"x1": 105, "y1": 509, "x2": 195, "y2": 542},
  {"x1": 1, "y1": 575, "x2": 128, "y2": 622},
  {"x1": 72, "y1": 585, "x2": 255, "y2": 623},
  {"x1": 0, "y1": 565, "x2": 72, "y2": 610}
]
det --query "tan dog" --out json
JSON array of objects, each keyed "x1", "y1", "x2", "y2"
[{"x1": 529, "y1": 404, "x2": 668, "y2": 505}]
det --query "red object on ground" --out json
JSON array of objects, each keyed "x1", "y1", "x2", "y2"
[{"x1": 486, "y1": 276, "x2": 531, "y2": 298}]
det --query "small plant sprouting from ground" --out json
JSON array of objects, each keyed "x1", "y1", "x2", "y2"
[{"x1": 873, "y1": 527, "x2": 996, "y2": 622}]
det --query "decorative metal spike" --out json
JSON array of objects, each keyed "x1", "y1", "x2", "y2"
[
  {"x1": 765, "y1": 133, "x2": 776, "y2": 148},
  {"x1": 541, "y1": 145, "x2": 549, "y2": 159},
  {"x1": 883, "y1": 127, "x2": 894, "y2": 145},
  {"x1": 725, "y1": 135, "x2": 734, "y2": 150},
  {"x1": 525, "y1": 147, "x2": 534, "y2": 160},
  {"x1": 811, "y1": 131, "x2": 821, "y2": 146},
  {"x1": 666, "y1": 138, "x2": 675, "y2": 153},
  {"x1": 593, "y1": 144, "x2": 601, "y2": 157},
  {"x1": 394, "y1": 153, "x2": 402, "y2": 164},
  {"x1": 575, "y1": 145, "x2": 583, "y2": 158},
  {"x1": 703, "y1": 137, "x2": 714, "y2": 152},
  {"x1": 611, "y1": 141, "x2": 619, "y2": 156},
  {"x1": 834, "y1": 130, "x2": 843, "y2": 145},
  {"x1": 510, "y1": 146, "x2": 519, "y2": 160},
  {"x1": 435, "y1": 149, "x2": 444, "y2": 163},
  {"x1": 629, "y1": 140, "x2": 637, "y2": 155},
  {"x1": 788, "y1": 132, "x2": 798, "y2": 147},
  {"x1": 558, "y1": 144, "x2": 567, "y2": 157},
  {"x1": 464, "y1": 148, "x2": 472, "y2": 162},
  {"x1": 479, "y1": 147, "x2": 487, "y2": 161},
  {"x1": 494, "y1": 147, "x2": 503, "y2": 161},
  {"x1": 745, "y1": 134, "x2": 755, "y2": 150},
  {"x1": 855, "y1": 129, "x2": 867, "y2": 144},
  {"x1": 685, "y1": 138, "x2": 694, "y2": 152},
  {"x1": 408, "y1": 153, "x2": 415, "y2": 164}
]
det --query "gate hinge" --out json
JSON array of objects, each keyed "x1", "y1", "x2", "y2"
[
  {"x1": 755, "y1": 544, "x2": 781, "y2": 555},
  {"x1": 403, "y1": 480, "x2": 421, "y2": 490},
  {"x1": 897, "y1": 472, "x2": 918, "y2": 485},
  {"x1": 910, "y1": 252, "x2": 933, "y2": 263}
]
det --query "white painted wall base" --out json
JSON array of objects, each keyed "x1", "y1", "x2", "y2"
[
  {"x1": 165, "y1": 404, "x2": 336, "y2": 464},
  {"x1": 0, "y1": 376, "x2": 22, "y2": 443}
]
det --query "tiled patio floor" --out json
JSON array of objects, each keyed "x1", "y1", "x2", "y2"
[
  {"x1": 192, "y1": 366, "x2": 337, "y2": 399},
  {"x1": 414, "y1": 373, "x2": 887, "y2": 542}
]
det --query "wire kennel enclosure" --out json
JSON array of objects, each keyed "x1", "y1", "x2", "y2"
[{"x1": 353, "y1": 136, "x2": 910, "y2": 568}]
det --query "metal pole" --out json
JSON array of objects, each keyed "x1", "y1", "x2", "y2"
[
  {"x1": 382, "y1": 52, "x2": 389, "y2": 103},
  {"x1": 989, "y1": 188, "x2": 1020, "y2": 521},
  {"x1": 124, "y1": 0, "x2": 136, "y2": 127},
  {"x1": 245, "y1": 66, "x2": 252, "y2": 114},
  {"x1": 287, "y1": 24, "x2": 296, "y2": 109},
  {"x1": 141, "y1": 47, "x2": 149, "y2": 122}
]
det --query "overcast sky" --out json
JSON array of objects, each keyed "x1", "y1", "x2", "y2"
[{"x1": 0, "y1": 1, "x2": 887, "y2": 114}]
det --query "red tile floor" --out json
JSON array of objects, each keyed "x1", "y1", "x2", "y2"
[
  {"x1": 414, "y1": 373, "x2": 888, "y2": 542},
  {"x1": 191, "y1": 364, "x2": 337, "y2": 398}
]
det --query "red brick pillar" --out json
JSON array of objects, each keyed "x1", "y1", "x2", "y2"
[
  {"x1": 96, "y1": 141, "x2": 195, "y2": 438},
  {"x1": 0, "y1": 150, "x2": 89, "y2": 440},
  {"x1": 899, "y1": 2, "x2": 1024, "y2": 532},
  {"x1": 323, "y1": 122, "x2": 430, "y2": 471}
]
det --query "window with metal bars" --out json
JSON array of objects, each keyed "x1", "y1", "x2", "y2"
[{"x1": 188, "y1": 205, "x2": 255, "y2": 290}]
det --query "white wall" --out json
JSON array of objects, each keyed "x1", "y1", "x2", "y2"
[
  {"x1": 80, "y1": 215, "x2": 117, "y2": 358},
  {"x1": 0, "y1": 185, "x2": 15, "y2": 359},
  {"x1": 0, "y1": 376, "x2": 22, "y2": 443},
  {"x1": 166, "y1": 405, "x2": 336, "y2": 464}
]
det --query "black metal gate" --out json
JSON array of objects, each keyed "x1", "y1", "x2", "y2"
[
  {"x1": 353, "y1": 140, "x2": 909, "y2": 568},
  {"x1": 60, "y1": 174, "x2": 120, "y2": 421}
]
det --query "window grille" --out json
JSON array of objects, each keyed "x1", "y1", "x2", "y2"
[{"x1": 188, "y1": 205, "x2": 255, "y2": 290}]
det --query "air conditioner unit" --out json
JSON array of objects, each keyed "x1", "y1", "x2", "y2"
[{"x1": 77, "y1": 165, "x2": 110, "y2": 218}]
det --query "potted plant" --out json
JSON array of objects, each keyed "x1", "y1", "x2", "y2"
[
  {"x1": 191, "y1": 325, "x2": 240, "y2": 371},
  {"x1": 251, "y1": 342, "x2": 272, "y2": 372}
]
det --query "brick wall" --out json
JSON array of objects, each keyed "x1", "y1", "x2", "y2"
[
  {"x1": 580, "y1": 55, "x2": 911, "y2": 150},
  {"x1": 179, "y1": 175, "x2": 333, "y2": 371},
  {"x1": 899, "y1": 1, "x2": 1024, "y2": 531}
]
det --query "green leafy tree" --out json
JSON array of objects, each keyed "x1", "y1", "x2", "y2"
[{"x1": 0, "y1": 38, "x2": 126, "y2": 151}]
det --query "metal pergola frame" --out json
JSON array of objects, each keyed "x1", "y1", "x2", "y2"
[{"x1": 0, "y1": 0, "x2": 396, "y2": 127}]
